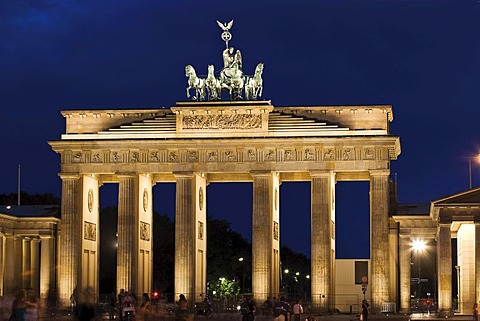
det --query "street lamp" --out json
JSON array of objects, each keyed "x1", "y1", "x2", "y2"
[
  {"x1": 412, "y1": 239, "x2": 426, "y2": 304},
  {"x1": 468, "y1": 154, "x2": 480, "y2": 189}
]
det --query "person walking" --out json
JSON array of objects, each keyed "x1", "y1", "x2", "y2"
[
  {"x1": 11, "y1": 290, "x2": 35, "y2": 321},
  {"x1": 361, "y1": 300, "x2": 369, "y2": 321},
  {"x1": 473, "y1": 302, "x2": 479, "y2": 321},
  {"x1": 175, "y1": 294, "x2": 188, "y2": 321},
  {"x1": 247, "y1": 298, "x2": 256, "y2": 321},
  {"x1": 292, "y1": 300, "x2": 303, "y2": 321},
  {"x1": 140, "y1": 293, "x2": 151, "y2": 321}
]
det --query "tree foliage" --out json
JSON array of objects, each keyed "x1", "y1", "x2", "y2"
[
  {"x1": 152, "y1": 213, "x2": 175, "y2": 294},
  {"x1": 0, "y1": 192, "x2": 60, "y2": 205},
  {"x1": 210, "y1": 277, "x2": 240, "y2": 300},
  {"x1": 207, "y1": 218, "x2": 252, "y2": 293}
]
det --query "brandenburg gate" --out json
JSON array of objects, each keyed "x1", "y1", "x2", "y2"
[
  {"x1": 49, "y1": 100, "x2": 400, "y2": 311},
  {"x1": 47, "y1": 20, "x2": 400, "y2": 312}
]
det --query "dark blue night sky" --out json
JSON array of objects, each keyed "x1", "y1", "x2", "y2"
[{"x1": 1, "y1": 0, "x2": 479, "y2": 258}]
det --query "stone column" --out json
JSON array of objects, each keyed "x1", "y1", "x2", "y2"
[
  {"x1": 399, "y1": 236, "x2": 411, "y2": 313},
  {"x1": 251, "y1": 172, "x2": 280, "y2": 304},
  {"x1": 117, "y1": 174, "x2": 139, "y2": 293},
  {"x1": 23, "y1": 237, "x2": 32, "y2": 289},
  {"x1": 437, "y1": 223, "x2": 452, "y2": 314},
  {"x1": 137, "y1": 173, "x2": 154, "y2": 297},
  {"x1": 475, "y1": 222, "x2": 480, "y2": 304},
  {"x1": 14, "y1": 237, "x2": 23, "y2": 290},
  {"x1": 310, "y1": 172, "x2": 334, "y2": 312},
  {"x1": 370, "y1": 170, "x2": 390, "y2": 311},
  {"x1": 58, "y1": 174, "x2": 81, "y2": 307},
  {"x1": 3, "y1": 235, "x2": 15, "y2": 296},
  {"x1": 40, "y1": 236, "x2": 56, "y2": 300},
  {"x1": 0, "y1": 235, "x2": 3, "y2": 297},
  {"x1": 31, "y1": 238, "x2": 40, "y2": 291},
  {"x1": 174, "y1": 172, "x2": 207, "y2": 306}
]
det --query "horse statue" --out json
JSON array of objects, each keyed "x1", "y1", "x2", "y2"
[
  {"x1": 205, "y1": 65, "x2": 221, "y2": 100},
  {"x1": 185, "y1": 65, "x2": 206, "y2": 101},
  {"x1": 245, "y1": 63, "x2": 264, "y2": 100}
]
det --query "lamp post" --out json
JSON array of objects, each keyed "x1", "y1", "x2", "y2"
[
  {"x1": 238, "y1": 257, "x2": 245, "y2": 294},
  {"x1": 412, "y1": 239, "x2": 426, "y2": 306},
  {"x1": 468, "y1": 154, "x2": 480, "y2": 189}
]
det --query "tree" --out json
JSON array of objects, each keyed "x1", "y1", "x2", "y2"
[
  {"x1": 152, "y1": 213, "x2": 175, "y2": 295},
  {"x1": 0, "y1": 192, "x2": 60, "y2": 205},
  {"x1": 210, "y1": 277, "x2": 240, "y2": 300},
  {"x1": 207, "y1": 218, "x2": 252, "y2": 293}
]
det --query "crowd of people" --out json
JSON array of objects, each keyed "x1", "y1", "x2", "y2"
[{"x1": 0, "y1": 289, "x2": 373, "y2": 321}]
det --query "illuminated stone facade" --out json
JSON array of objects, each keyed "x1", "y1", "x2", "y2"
[
  {"x1": 0, "y1": 206, "x2": 59, "y2": 300},
  {"x1": 393, "y1": 188, "x2": 480, "y2": 315},
  {"x1": 49, "y1": 100, "x2": 400, "y2": 311}
]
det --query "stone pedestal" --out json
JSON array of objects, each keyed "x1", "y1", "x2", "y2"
[
  {"x1": 252, "y1": 172, "x2": 280, "y2": 303},
  {"x1": 370, "y1": 170, "x2": 390, "y2": 311},
  {"x1": 310, "y1": 172, "x2": 334, "y2": 312}
]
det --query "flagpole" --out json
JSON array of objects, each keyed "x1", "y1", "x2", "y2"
[{"x1": 18, "y1": 164, "x2": 21, "y2": 205}]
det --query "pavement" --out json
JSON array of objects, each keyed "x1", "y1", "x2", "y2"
[{"x1": 36, "y1": 312, "x2": 476, "y2": 321}]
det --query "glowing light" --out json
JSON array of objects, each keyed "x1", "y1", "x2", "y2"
[
  {"x1": 284, "y1": 269, "x2": 289, "y2": 274},
  {"x1": 239, "y1": 257, "x2": 244, "y2": 262},
  {"x1": 412, "y1": 239, "x2": 426, "y2": 252}
]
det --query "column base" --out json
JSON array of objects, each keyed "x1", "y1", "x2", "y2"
[{"x1": 437, "y1": 309, "x2": 453, "y2": 318}]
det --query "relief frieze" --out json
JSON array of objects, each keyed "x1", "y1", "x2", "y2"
[
  {"x1": 182, "y1": 114, "x2": 262, "y2": 130},
  {"x1": 149, "y1": 151, "x2": 160, "y2": 162},
  {"x1": 342, "y1": 148, "x2": 352, "y2": 161},
  {"x1": 168, "y1": 151, "x2": 178, "y2": 162},
  {"x1": 324, "y1": 148, "x2": 334, "y2": 160},
  {"x1": 130, "y1": 151, "x2": 140, "y2": 162},
  {"x1": 140, "y1": 221, "x2": 150, "y2": 241},
  {"x1": 265, "y1": 149, "x2": 275, "y2": 161},
  {"x1": 92, "y1": 153, "x2": 102, "y2": 163},
  {"x1": 304, "y1": 149, "x2": 315, "y2": 161},
  {"x1": 225, "y1": 150, "x2": 237, "y2": 161},
  {"x1": 284, "y1": 149, "x2": 295, "y2": 161},
  {"x1": 187, "y1": 151, "x2": 198, "y2": 162},
  {"x1": 110, "y1": 151, "x2": 121, "y2": 163},
  {"x1": 72, "y1": 152, "x2": 84, "y2": 163},
  {"x1": 364, "y1": 148, "x2": 375, "y2": 160},
  {"x1": 247, "y1": 149, "x2": 256, "y2": 161},
  {"x1": 84, "y1": 221, "x2": 96, "y2": 241},
  {"x1": 207, "y1": 151, "x2": 218, "y2": 162}
]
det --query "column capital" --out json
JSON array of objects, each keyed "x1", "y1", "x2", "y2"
[
  {"x1": 116, "y1": 172, "x2": 139, "y2": 179},
  {"x1": 369, "y1": 169, "x2": 390, "y2": 177},
  {"x1": 250, "y1": 170, "x2": 278, "y2": 177},
  {"x1": 309, "y1": 171, "x2": 335, "y2": 179},
  {"x1": 172, "y1": 171, "x2": 194, "y2": 178},
  {"x1": 58, "y1": 173, "x2": 80, "y2": 180}
]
